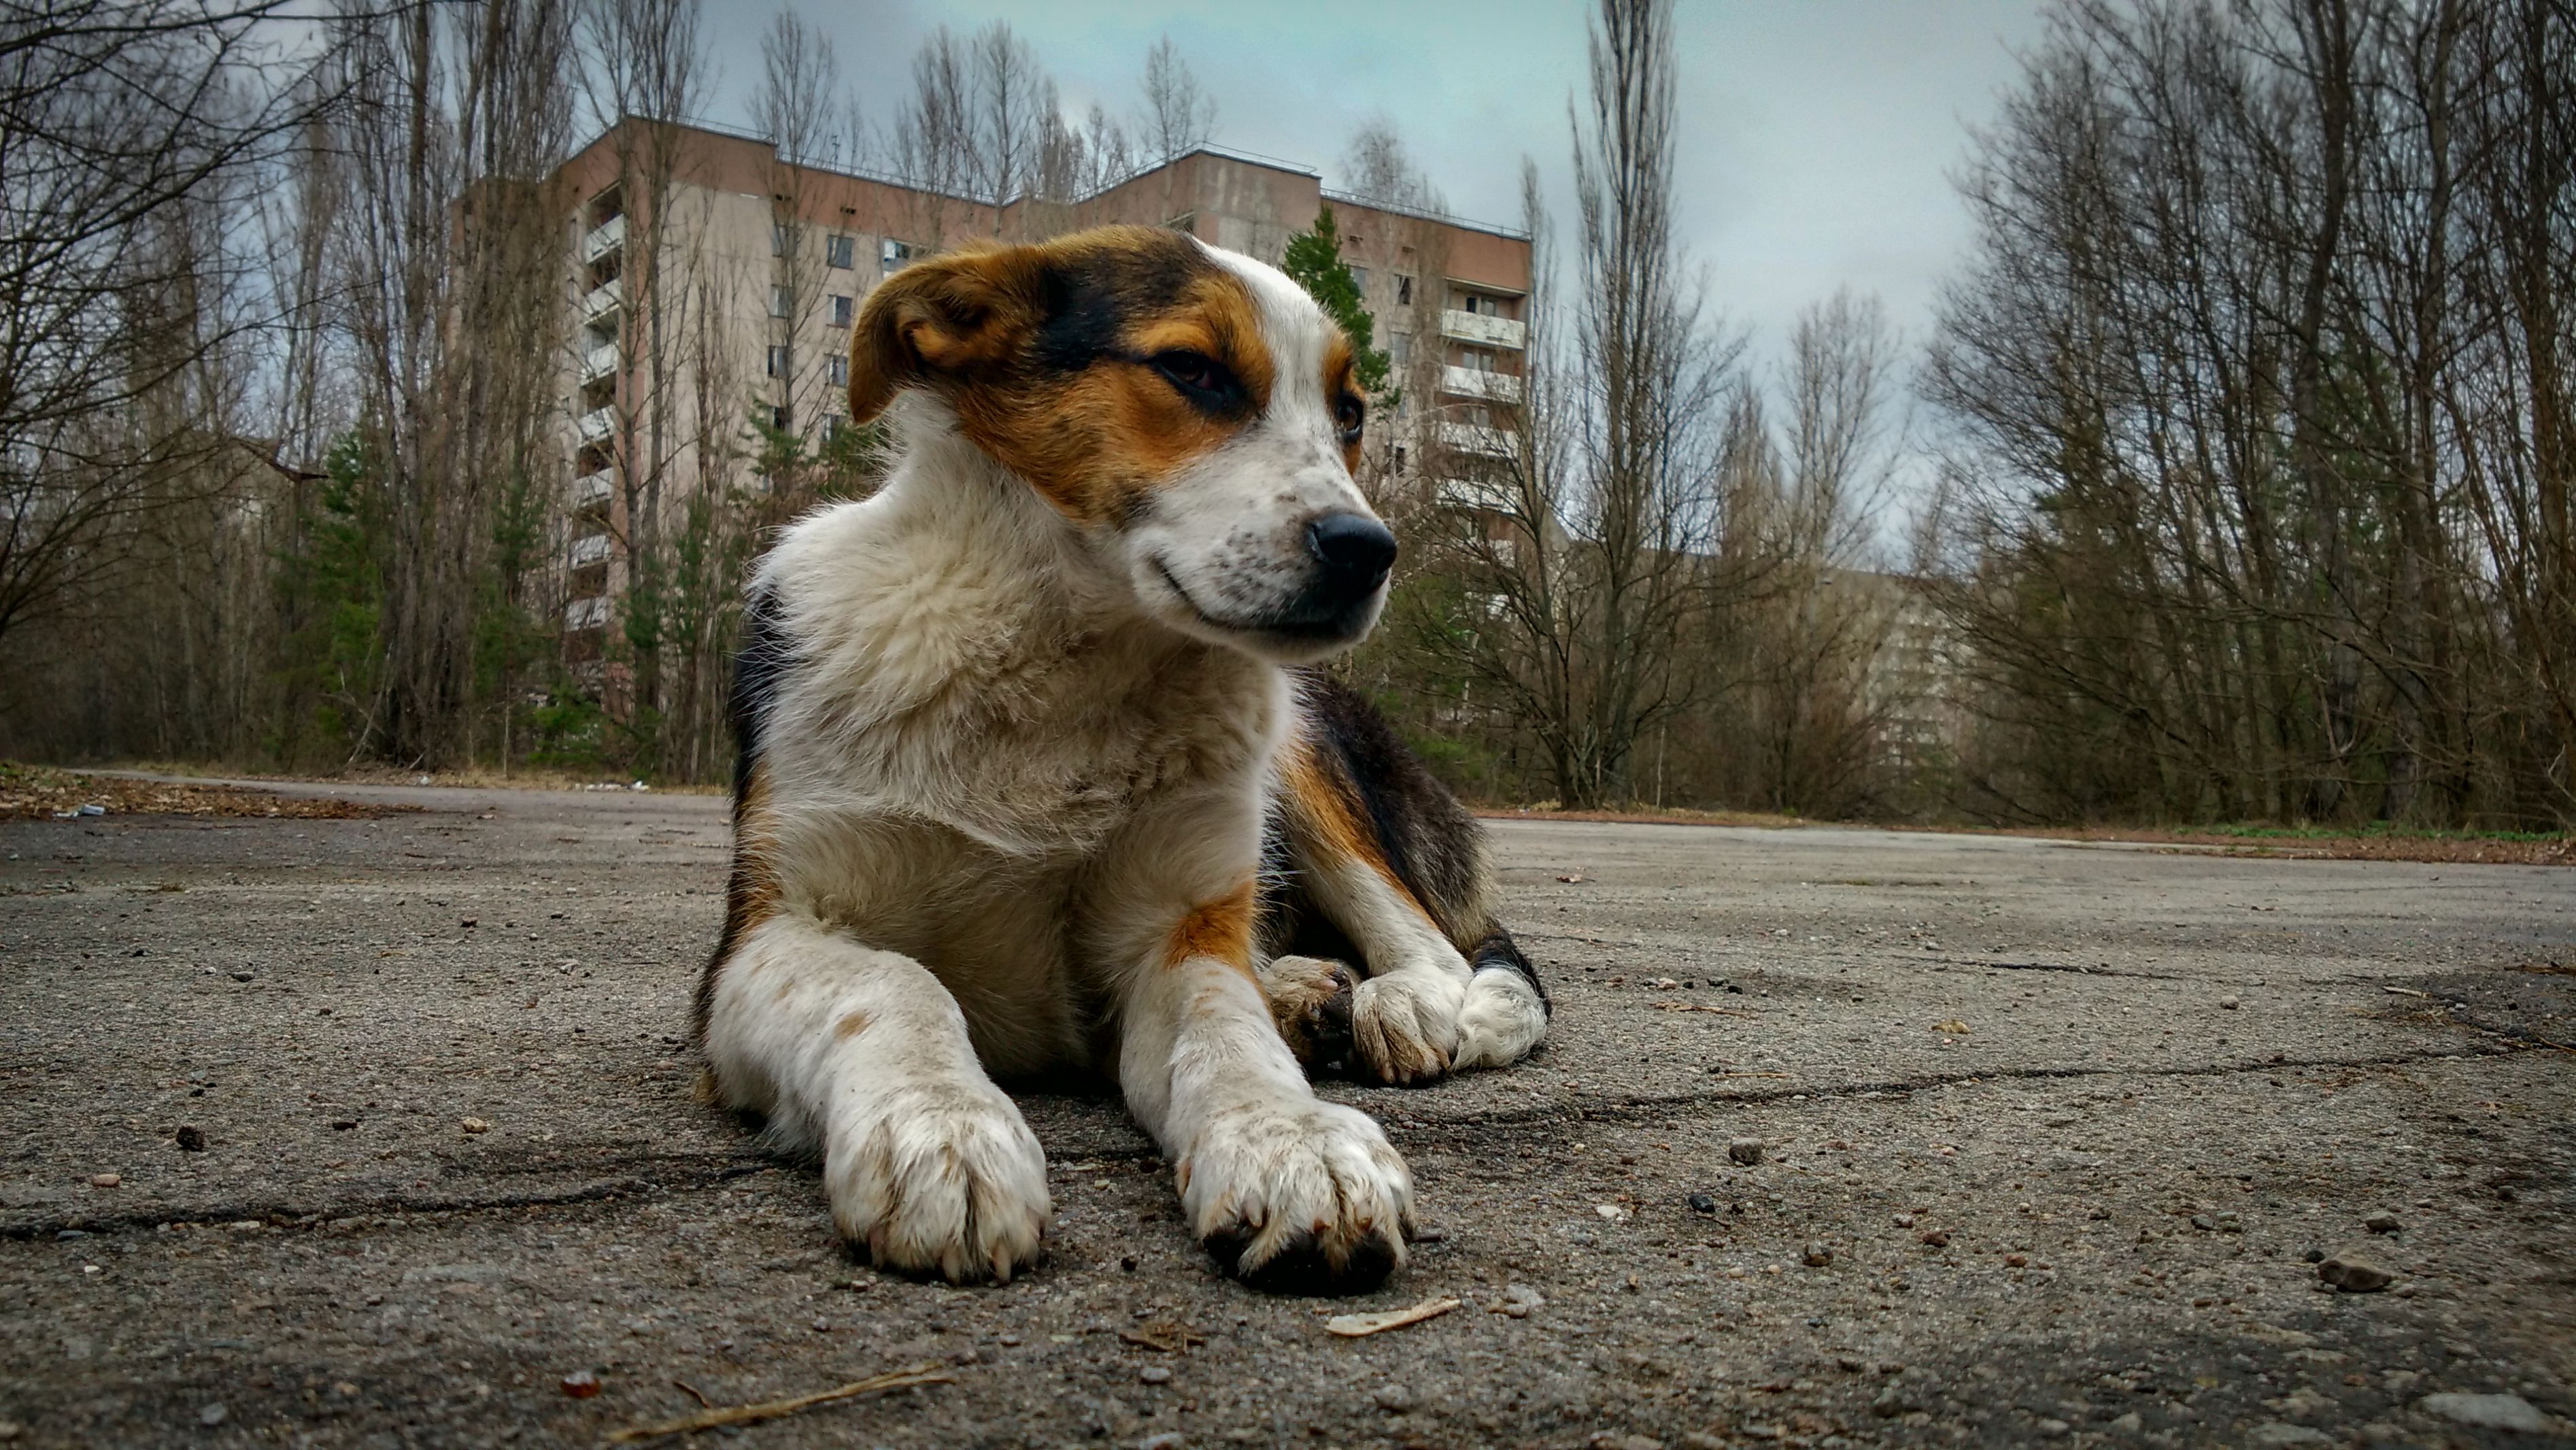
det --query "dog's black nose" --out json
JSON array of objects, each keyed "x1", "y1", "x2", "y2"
[{"x1": 1306, "y1": 513, "x2": 1397, "y2": 591}]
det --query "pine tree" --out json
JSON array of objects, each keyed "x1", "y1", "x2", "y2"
[{"x1": 1281, "y1": 205, "x2": 1395, "y2": 405}]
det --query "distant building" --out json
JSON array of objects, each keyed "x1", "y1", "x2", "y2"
[{"x1": 544, "y1": 116, "x2": 1531, "y2": 671}]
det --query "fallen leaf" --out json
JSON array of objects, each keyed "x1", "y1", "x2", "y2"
[{"x1": 1324, "y1": 1296, "x2": 1462, "y2": 1338}]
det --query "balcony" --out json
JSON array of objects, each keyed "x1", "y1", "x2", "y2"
[
  {"x1": 1440, "y1": 365, "x2": 1523, "y2": 403},
  {"x1": 581, "y1": 214, "x2": 626, "y2": 264},
  {"x1": 576, "y1": 405, "x2": 617, "y2": 445},
  {"x1": 580, "y1": 341, "x2": 618, "y2": 384},
  {"x1": 580, "y1": 277, "x2": 622, "y2": 322},
  {"x1": 564, "y1": 596, "x2": 611, "y2": 630},
  {"x1": 569, "y1": 533, "x2": 611, "y2": 568},
  {"x1": 1435, "y1": 421, "x2": 1519, "y2": 459},
  {"x1": 1436, "y1": 476, "x2": 1518, "y2": 512},
  {"x1": 571, "y1": 469, "x2": 613, "y2": 508},
  {"x1": 1440, "y1": 308, "x2": 1525, "y2": 350}
]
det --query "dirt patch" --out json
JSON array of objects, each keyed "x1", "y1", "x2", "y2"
[{"x1": 0, "y1": 762, "x2": 415, "y2": 821}]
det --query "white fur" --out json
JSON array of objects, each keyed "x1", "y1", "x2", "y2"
[{"x1": 699, "y1": 243, "x2": 1438, "y2": 1285}]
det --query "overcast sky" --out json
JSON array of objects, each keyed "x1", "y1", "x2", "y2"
[{"x1": 689, "y1": 1, "x2": 2054, "y2": 365}]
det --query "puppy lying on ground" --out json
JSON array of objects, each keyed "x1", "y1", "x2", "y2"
[{"x1": 694, "y1": 224, "x2": 1548, "y2": 1293}]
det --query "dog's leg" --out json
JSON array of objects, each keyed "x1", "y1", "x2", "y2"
[
  {"x1": 1116, "y1": 883, "x2": 1413, "y2": 1293},
  {"x1": 1293, "y1": 850, "x2": 1474, "y2": 1085},
  {"x1": 700, "y1": 911, "x2": 1049, "y2": 1283}
]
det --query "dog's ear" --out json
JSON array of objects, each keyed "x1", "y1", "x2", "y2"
[{"x1": 847, "y1": 245, "x2": 1039, "y2": 424}]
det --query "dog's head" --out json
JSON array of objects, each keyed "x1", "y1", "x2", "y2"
[{"x1": 847, "y1": 224, "x2": 1394, "y2": 662}]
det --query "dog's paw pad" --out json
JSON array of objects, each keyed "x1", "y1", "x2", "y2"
[{"x1": 1260, "y1": 954, "x2": 1356, "y2": 1073}]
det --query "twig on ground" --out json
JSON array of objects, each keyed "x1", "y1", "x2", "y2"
[
  {"x1": 1653, "y1": 1001, "x2": 1759, "y2": 1017},
  {"x1": 603, "y1": 1364, "x2": 952, "y2": 1443},
  {"x1": 1324, "y1": 1296, "x2": 1461, "y2": 1338},
  {"x1": 670, "y1": 1380, "x2": 713, "y2": 1410}
]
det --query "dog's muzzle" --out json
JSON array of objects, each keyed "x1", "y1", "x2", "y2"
[{"x1": 1266, "y1": 512, "x2": 1397, "y2": 641}]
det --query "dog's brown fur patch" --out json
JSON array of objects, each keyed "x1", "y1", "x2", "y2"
[{"x1": 1168, "y1": 880, "x2": 1257, "y2": 977}]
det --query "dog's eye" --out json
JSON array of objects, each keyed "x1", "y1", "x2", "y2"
[
  {"x1": 1149, "y1": 350, "x2": 1236, "y2": 404},
  {"x1": 1334, "y1": 394, "x2": 1365, "y2": 445}
]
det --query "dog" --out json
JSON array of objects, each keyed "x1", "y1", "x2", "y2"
[{"x1": 693, "y1": 224, "x2": 1549, "y2": 1293}]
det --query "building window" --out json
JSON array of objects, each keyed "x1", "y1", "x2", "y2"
[
  {"x1": 766, "y1": 344, "x2": 787, "y2": 377},
  {"x1": 1397, "y1": 275, "x2": 1413, "y2": 305},
  {"x1": 769, "y1": 285, "x2": 791, "y2": 318},
  {"x1": 772, "y1": 223, "x2": 794, "y2": 257},
  {"x1": 1350, "y1": 265, "x2": 1369, "y2": 293},
  {"x1": 1389, "y1": 333, "x2": 1410, "y2": 367},
  {"x1": 822, "y1": 413, "x2": 845, "y2": 441},
  {"x1": 1460, "y1": 345, "x2": 1493, "y2": 372},
  {"x1": 770, "y1": 405, "x2": 791, "y2": 431},
  {"x1": 830, "y1": 294, "x2": 853, "y2": 328},
  {"x1": 826, "y1": 233, "x2": 855, "y2": 269},
  {"x1": 880, "y1": 238, "x2": 913, "y2": 273},
  {"x1": 828, "y1": 354, "x2": 848, "y2": 386},
  {"x1": 1392, "y1": 443, "x2": 1406, "y2": 475}
]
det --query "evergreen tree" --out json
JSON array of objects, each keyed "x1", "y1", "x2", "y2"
[{"x1": 1281, "y1": 205, "x2": 1396, "y2": 405}]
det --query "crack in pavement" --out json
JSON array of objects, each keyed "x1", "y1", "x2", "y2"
[
  {"x1": 1376, "y1": 1041, "x2": 2535, "y2": 1134},
  {"x1": 1, "y1": 1151, "x2": 783, "y2": 1242},
  {"x1": 7, "y1": 1043, "x2": 2543, "y2": 1243}
]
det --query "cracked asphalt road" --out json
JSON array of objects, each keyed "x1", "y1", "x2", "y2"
[{"x1": 1, "y1": 783, "x2": 2570, "y2": 1449}]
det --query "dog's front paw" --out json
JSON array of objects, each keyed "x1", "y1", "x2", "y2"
[
  {"x1": 824, "y1": 1076, "x2": 1050, "y2": 1284},
  {"x1": 1178, "y1": 1099, "x2": 1413, "y2": 1294},
  {"x1": 1351, "y1": 968, "x2": 1465, "y2": 1084}
]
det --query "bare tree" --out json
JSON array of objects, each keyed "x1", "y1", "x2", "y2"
[
  {"x1": 0, "y1": 2, "x2": 330, "y2": 664},
  {"x1": 1340, "y1": 115, "x2": 1444, "y2": 214},
  {"x1": 1393, "y1": 1, "x2": 1746, "y2": 810},
  {"x1": 1136, "y1": 35, "x2": 1215, "y2": 163},
  {"x1": 1923, "y1": 0, "x2": 2576, "y2": 828}
]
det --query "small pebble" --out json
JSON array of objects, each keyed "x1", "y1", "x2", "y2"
[
  {"x1": 460, "y1": 1117, "x2": 490, "y2": 1134},
  {"x1": 2416, "y1": 1393, "x2": 2545, "y2": 1432},
  {"x1": 0, "y1": 1419, "x2": 21, "y2": 1440},
  {"x1": 810, "y1": 1317, "x2": 829, "y2": 1332},
  {"x1": 2248, "y1": 1423, "x2": 2334, "y2": 1447},
  {"x1": 1893, "y1": 1213, "x2": 1914, "y2": 1228},
  {"x1": 2364, "y1": 1211, "x2": 2400, "y2": 1233},
  {"x1": 1801, "y1": 1243, "x2": 1833, "y2": 1268},
  {"x1": 1728, "y1": 1138, "x2": 1764, "y2": 1166},
  {"x1": 2219, "y1": 996, "x2": 2239, "y2": 1010},
  {"x1": 1687, "y1": 1192, "x2": 1716, "y2": 1215},
  {"x1": 1136, "y1": 1435, "x2": 1184, "y2": 1450},
  {"x1": 1918, "y1": 1229, "x2": 1950, "y2": 1247},
  {"x1": 560, "y1": 1370, "x2": 600, "y2": 1398},
  {"x1": 175, "y1": 1126, "x2": 204, "y2": 1152},
  {"x1": 2303, "y1": 1247, "x2": 2325, "y2": 1263},
  {"x1": 1138, "y1": 1366, "x2": 1172, "y2": 1386},
  {"x1": 2318, "y1": 1250, "x2": 2394, "y2": 1292},
  {"x1": 198, "y1": 1404, "x2": 227, "y2": 1427},
  {"x1": 1371, "y1": 1383, "x2": 1411, "y2": 1412},
  {"x1": 88, "y1": 1173, "x2": 120, "y2": 1188}
]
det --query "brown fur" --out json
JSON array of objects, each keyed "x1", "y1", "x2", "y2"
[{"x1": 1166, "y1": 880, "x2": 1257, "y2": 976}]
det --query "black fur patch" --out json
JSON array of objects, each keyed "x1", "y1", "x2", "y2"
[
  {"x1": 1257, "y1": 671, "x2": 1550, "y2": 1017},
  {"x1": 694, "y1": 587, "x2": 794, "y2": 1040}
]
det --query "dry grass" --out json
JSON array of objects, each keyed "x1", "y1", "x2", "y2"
[{"x1": 0, "y1": 763, "x2": 415, "y2": 821}]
